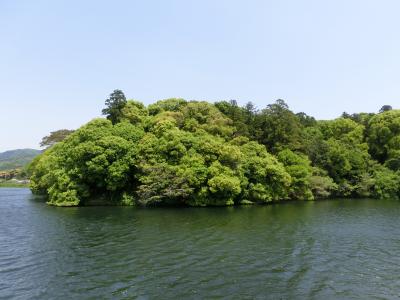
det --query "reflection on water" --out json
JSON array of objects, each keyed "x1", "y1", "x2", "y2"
[{"x1": 1, "y1": 188, "x2": 400, "y2": 299}]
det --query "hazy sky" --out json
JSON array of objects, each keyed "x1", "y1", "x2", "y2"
[{"x1": 1, "y1": 0, "x2": 399, "y2": 152}]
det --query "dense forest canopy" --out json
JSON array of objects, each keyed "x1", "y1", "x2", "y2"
[{"x1": 28, "y1": 90, "x2": 400, "y2": 206}]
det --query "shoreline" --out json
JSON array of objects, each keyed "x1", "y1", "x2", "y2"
[{"x1": 0, "y1": 183, "x2": 29, "y2": 188}]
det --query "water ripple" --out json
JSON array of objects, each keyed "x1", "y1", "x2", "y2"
[{"x1": 2, "y1": 190, "x2": 400, "y2": 299}]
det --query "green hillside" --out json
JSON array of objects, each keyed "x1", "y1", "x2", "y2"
[{"x1": 0, "y1": 149, "x2": 42, "y2": 171}]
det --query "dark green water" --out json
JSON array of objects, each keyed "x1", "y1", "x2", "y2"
[{"x1": 1, "y1": 188, "x2": 400, "y2": 299}]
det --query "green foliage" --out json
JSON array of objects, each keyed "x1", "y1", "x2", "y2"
[
  {"x1": 301, "y1": 117, "x2": 379, "y2": 198},
  {"x1": 368, "y1": 110, "x2": 400, "y2": 166},
  {"x1": 318, "y1": 118, "x2": 365, "y2": 144},
  {"x1": 277, "y1": 149, "x2": 314, "y2": 200},
  {"x1": 148, "y1": 98, "x2": 187, "y2": 115},
  {"x1": 238, "y1": 141, "x2": 291, "y2": 203},
  {"x1": 309, "y1": 169, "x2": 337, "y2": 199},
  {"x1": 371, "y1": 164, "x2": 400, "y2": 200},
  {"x1": 342, "y1": 111, "x2": 375, "y2": 127},
  {"x1": 214, "y1": 100, "x2": 256, "y2": 137},
  {"x1": 120, "y1": 100, "x2": 148, "y2": 125},
  {"x1": 181, "y1": 101, "x2": 234, "y2": 138},
  {"x1": 102, "y1": 89, "x2": 127, "y2": 124},
  {"x1": 296, "y1": 112, "x2": 317, "y2": 128},
  {"x1": 254, "y1": 99, "x2": 304, "y2": 153},
  {"x1": 30, "y1": 119, "x2": 142, "y2": 206},
  {"x1": 29, "y1": 95, "x2": 400, "y2": 206},
  {"x1": 40, "y1": 129, "x2": 75, "y2": 148}
]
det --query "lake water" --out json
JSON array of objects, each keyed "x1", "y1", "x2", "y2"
[{"x1": 1, "y1": 188, "x2": 400, "y2": 299}]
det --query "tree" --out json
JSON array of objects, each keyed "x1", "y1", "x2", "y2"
[
  {"x1": 215, "y1": 100, "x2": 251, "y2": 137},
  {"x1": 367, "y1": 110, "x2": 400, "y2": 163},
  {"x1": 277, "y1": 149, "x2": 314, "y2": 200},
  {"x1": 40, "y1": 129, "x2": 75, "y2": 148},
  {"x1": 303, "y1": 118, "x2": 377, "y2": 198},
  {"x1": 121, "y1": 100, "x2": 148, "y2": 125},
  {"x1": 342, "y1": 112, "x2": 375, "y2": 126},
  {"x1": 102, "y1": 89, "x2": 127, "y2": 124},
  {"x1": 296, "y1": 112, "x2": 316, "y2": 127},
  {"x1": 148, "y1": 98, "x2": 187, "y2": 115},
  {"x1": 31, "y1": 119, "x2": 142, "y2": 206},
  {"x1": 371, "y1": 163, "x2": 400, "y2": 199},
  {"x1": 254, "y1": 99, "x2": 303, "y2": 153},
  {"x1": 309, "y1": 168, "x2": 337, "y2": 199},
  {"x1": 379, "y1": 105, "x2": 393, "y2": 113}
]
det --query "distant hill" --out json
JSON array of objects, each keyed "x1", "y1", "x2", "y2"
[{"x1": 0, "y1": 149, "x2": 42, "y2": 171}]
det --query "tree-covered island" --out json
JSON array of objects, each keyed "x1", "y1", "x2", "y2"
[{"x1": 28, "y1": 90, "x2": 400, "y2": 206}]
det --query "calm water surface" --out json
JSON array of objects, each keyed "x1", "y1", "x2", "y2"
[{"x1": 1, "y1": 188, "x2": 400, "y2": 299}]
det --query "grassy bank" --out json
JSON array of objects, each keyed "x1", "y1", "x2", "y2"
[{"x1": 0, "y1": 181, "x2": 29, "y2": 188}]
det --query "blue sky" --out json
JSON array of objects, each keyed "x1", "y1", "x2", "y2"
[{"x1": 1, "y1": 0, "x2": 399, "y2": 151}]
